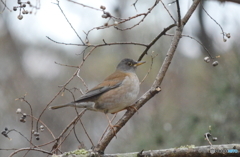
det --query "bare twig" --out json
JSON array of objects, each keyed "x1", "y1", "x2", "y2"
[
  {"x1": 51, "y1": 109, "x2": 87, "y2": 152},
  {"x1": 201, "y1": 5, "x2": 226, "y2": 41},
  {"x1": 54, "y1": 0, "x2": 85, "y2": 45},
  {"x1": 9, "y1": 147, "x2": 52, "y2": 157},
  {"x1": 176, "y1": 0, "x2": 182, "y2": 27},
  {"x1": 46, "y1": 36, "x2": 148, "y2": 47},
  {"x1": 132, "y1": 0, "x2": 139, "y2": 11},
  {"x1": 4, "y1": 129, "x2": 33, "y2": 146},
  {"x1": 115, "y1": 0, "x2": 160, "y2": 31},
  {"x1": 55, "y1": 61, "x2": 79, "y2": 68},
  {"x1": 165, "y1": 33, "x2": 213, "y2": 58},
  {"x1": 160, "y1": 0, "x2": 176, "y2": 23},
  {"x1": 78, "y1": 118, "x2": 94, "y2": 147},
  {"x1": 67, "y1": 89, "x2": 94, "y2": 147},
  {"x1": 138, "y1": 23, "x2": 176, "y2": 61},
  {"x1": 68, "y1": 0, "x2": 101, "y2": 11},
  {"x1": 0, "y1": 0, "x2": 11, "y2": 12},
  {"x1": 140, "y1": 52, "x2": 158, "y2": 84},
  {"x1": 76, "y1": 69, "x2": 89, "y2": 91}
]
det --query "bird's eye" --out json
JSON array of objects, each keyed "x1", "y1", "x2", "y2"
[{"x1": 127, "y1": 62, "x2": 132, "y2": 66}]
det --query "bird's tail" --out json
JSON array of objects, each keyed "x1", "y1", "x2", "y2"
[{"x1": 49, "y1": 103, "x2": 75, "y2": 110}]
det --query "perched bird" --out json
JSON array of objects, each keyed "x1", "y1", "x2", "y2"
[{"x1": 49, "y1": 58, "x2": 145, "y2": 129}]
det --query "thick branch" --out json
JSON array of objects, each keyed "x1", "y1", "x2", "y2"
[{"x1": 53, "y1": 144, "x2": 240, "y2": 157}]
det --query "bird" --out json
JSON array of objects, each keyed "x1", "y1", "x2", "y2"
[{"x1": 49, "y1": 58, "x2": 145, "y2": 131}]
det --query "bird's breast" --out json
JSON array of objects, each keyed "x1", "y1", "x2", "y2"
[{"x1": 121, "y1": 73, "x2": 140, "y2": 102}]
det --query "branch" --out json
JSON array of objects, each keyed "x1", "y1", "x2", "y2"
[
  {"x1": 53, "y1": 144, "x2": 240, "y2": 157},
  {"x1": 138, "y1": 23, "x2": 176, "y2": 61},
  {"x1": 176, "y1": 0, "x2": 182, "y2": 27},
  {"x1": 9, "y1": 147, "x2": 52, "y2": 157},
  {"x1": 54, "y1": 0, "x2": 85, "y2": 45}
]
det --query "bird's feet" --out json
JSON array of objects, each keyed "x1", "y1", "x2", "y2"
[{"x1": 125, "y1": 105, "x2": 138, "y2": 113}]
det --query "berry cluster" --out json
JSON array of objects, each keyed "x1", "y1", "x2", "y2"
[{"x1": 13, "y1": 0, "x2": 33, "y2": 20}]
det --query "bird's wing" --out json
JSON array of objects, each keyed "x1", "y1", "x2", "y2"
[{"x1": 74, "y1": 70, "x2": 127, "y2": 103}]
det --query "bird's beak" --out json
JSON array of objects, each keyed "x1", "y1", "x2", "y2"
[{"x1": 134, "y1": 61, "x2": 146, "y2": 67}]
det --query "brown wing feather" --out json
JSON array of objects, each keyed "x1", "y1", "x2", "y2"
[
  {"x1": 91, "y1": 70, "x2": 127, "y2": 90},
  {"x1": 74, "y1": 70, "x2": 127, "y2": 103}
]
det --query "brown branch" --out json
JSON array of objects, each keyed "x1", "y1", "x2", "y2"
[
  {"x1": 9, "y1": 147, "x2": 52, "y2": 157},
  {"x1": 46, "y1": 36, "x2": 148, "y2": 47},
  {"x1": 94, "y1": 0, "x2": 201, "y2": 153},
  {"x1": 138, "y1": 23, "x2": 176, "y2": 61}
]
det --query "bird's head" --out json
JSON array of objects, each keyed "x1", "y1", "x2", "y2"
[{"x1": 117, "y1": 58, "x2": 145, "y2": 72}]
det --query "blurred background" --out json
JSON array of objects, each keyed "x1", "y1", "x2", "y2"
[{"x1": 0, "y1": 0, "x2": 240, "y2": 156}]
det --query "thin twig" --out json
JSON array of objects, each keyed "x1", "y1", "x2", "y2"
[
  {"x1": 15, "y1": 94, "x2": 34, "y2": 145},
  {"x1": 78, "y1": 118, "x2": 94, "y2": 147},
  {"x1": 22, "y1": 149, "x2": 30, "y2": 157},
  {"x1": 132, "y1": 0, "x2": 139, "y2": 11},
  {"x1": 76, "y1": 69, "x2": 89, "y2": 91},
  {"x1": 67, "y1": 88, "x2": 94, "y2": 147},
  {"x1": 56, "y1": 109, "x2": 86, "y2": 141},
  {"x1": 165, "y1": 33, "x2": 213, "y2": 59},
  {"x1": 6, "y1": 129, "x2": 33, "y2": 146},
  {"x1": 0, "y1": 0, "x2": 11, "y2": 12},
  {"x1": 8, "y1": 147, "x2": 52, "y2": 157},
  {"x1": 51, "y1": 109, "x2": 87, "y2": 152},
  {"x1": 68, "y1": 88, "x2": 87, "y2": 147},
  {"x1": 54, "y1": 0, "x2": 85, "y2": 45},
  {"x1": 115, "y1": 0, "x2": 160, "y2": 31},
  {"x1": 138, "y1": 23, "x2": 176, "y2": 61},
  {"x1": 176, "y1": 0, "x2": 182, "y2": 27},
  {"x1": 55, "y1": 62, "x2": 79, "y2": 68},
  {"x1": 46, "y1": 36, "x2": 147, "y2": 47},
  {"x1": 160, "y1": 0, "x2": 176, "y2": 23},
  {"x1": 201, "y1": 5, "x2": 225, "y2": 41},
  {"x1": 68, "y1": 0, "x2": 102, "y2": 11},
  {"x1": 140, "y1": 52, "x2": 158, "y2": 84}
]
